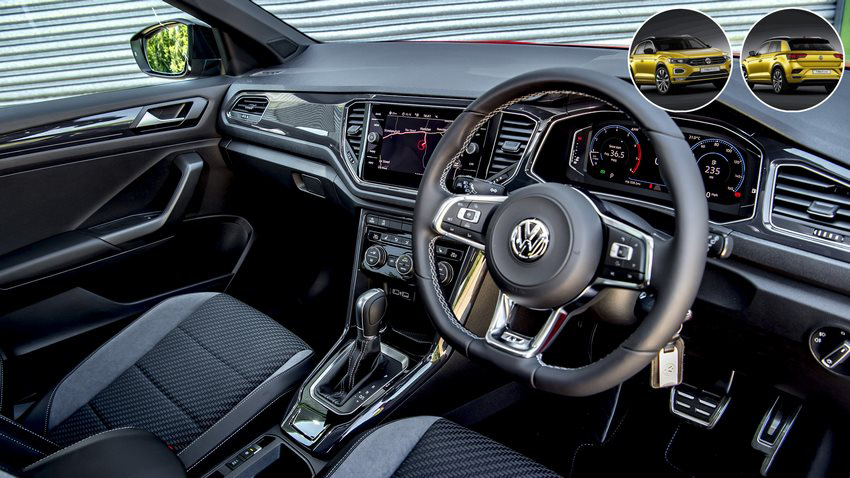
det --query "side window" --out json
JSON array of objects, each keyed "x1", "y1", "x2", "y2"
[
  {"x1": 768, "y1": 41, "x2": 781, "y2": 53},
  {"x1": 757, "y1": 42, "x2": 772, "y2": 55},
  {"x1": 0, "y1": 1, "x2": 199, "y2": 108},
  {"x1": 634, "y1": 42, "x2": 647, "y2": 54}
]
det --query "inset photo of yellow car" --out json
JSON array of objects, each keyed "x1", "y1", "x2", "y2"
[
  {"x1": 741, "y1": 8, "x2": 845, "y2": 111},
  {"x1": 628, "y1": 9, "x2": 732, "y2": 112}
]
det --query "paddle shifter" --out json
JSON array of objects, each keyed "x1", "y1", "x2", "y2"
[{"x1": 316, "y1": 289, "x2": 388, "y2": 406}]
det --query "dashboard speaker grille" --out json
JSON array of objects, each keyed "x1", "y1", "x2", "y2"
[
  {"x1": 488, "y1": 113, "x2": 536, "y2": 177},
  {"x1": 345, "y1": 102, "x2": 366, "y2": 158},
  {"x1": 771, "y1": 164, "x2": 850, "y2": 244}
]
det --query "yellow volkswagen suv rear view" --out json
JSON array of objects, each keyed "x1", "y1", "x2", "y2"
[
  {"x1": 743, "y1": 36, "x2": 843, "y2": 94},
  {"x1": 629, "y1": 35, "x2": 731, "y2": 95}
]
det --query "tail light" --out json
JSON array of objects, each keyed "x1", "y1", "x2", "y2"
[
  {"x1": 786, "y1": 53, "x2": 807, "y2": 60},
  {"x1": 835, "y1": 53, "x2": 844, "y2": 60}
]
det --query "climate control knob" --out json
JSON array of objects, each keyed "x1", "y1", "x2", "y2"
[
  {"x1": 363, "y1": 245, "x2": 387, "y2": 269},
  {"x1": 396, "y1": 253, "x2": 414, "y2": 279},
  {"x1": 437, "y1": 261, "x2": 454, "y2": 286}
]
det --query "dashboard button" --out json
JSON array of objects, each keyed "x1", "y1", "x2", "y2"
[
  {"x1": 396, "y1": 253, "x2": 414, "y2": 279},
  {"x1": 363, "y1": 245, "x2": 387, "y2": 269},
  {"x1": 437, "y1": 261, "x2": 454, "y2": 285}
]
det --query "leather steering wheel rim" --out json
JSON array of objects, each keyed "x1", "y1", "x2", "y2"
[{"x1": 412, "y1": 67, "x2": 708, "y2": 397}]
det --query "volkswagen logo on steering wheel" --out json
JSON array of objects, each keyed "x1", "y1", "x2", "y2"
[{"x1": 510, "y1": 218, "x2": 550, "y2": 262}]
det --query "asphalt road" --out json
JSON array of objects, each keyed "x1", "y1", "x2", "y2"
[
  {"x1": 750, "y1": 84, "x2": 831, "y2": 111},
  {"x1": 637, "y1": 83, "x2": 725, "y2": 111}
]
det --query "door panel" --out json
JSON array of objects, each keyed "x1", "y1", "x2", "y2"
[{"x1": 0, "y1": 77, "x2": 239, "y2": 407}]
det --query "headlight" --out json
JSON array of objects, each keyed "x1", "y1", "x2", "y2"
[{"x1": 668, "y1": 58, "x2": 686, "y2": 64}]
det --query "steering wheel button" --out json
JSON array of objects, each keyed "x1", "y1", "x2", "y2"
[
  {"x1": 458, "y1": 208, "x2": 481, "y2": 223},
  {"x1": 609, "y1": 243, "x2": 634, "y2": 261}
]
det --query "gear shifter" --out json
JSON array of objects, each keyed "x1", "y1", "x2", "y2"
[
  {"x1": 356, "y1": 288, "x2": 387, "y2": 339},
  {"x1": 317, "y1": 289, "x2": 388, "y2": 406}
]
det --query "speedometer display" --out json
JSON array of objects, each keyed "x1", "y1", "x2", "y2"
[{"x1": 689, "y1": 136, "x2": 746, "y2": 203}]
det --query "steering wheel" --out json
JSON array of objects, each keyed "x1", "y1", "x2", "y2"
[{"x1": 412, "y1": 68, "x2": 708, "y2": 397}]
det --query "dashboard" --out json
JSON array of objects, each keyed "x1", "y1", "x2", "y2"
[{"x1": 218, "y1": 39, "x2": 850, "y2": 414}]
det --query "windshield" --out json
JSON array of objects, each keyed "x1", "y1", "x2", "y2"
[
  {"x1": 652, "y1": 37, "x2": 710, "y2": 51},
  {"x1": 789, "y1": 39, "x2": 835, "y2": 51}
]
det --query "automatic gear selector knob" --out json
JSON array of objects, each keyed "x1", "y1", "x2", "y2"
[{"x1": 355, "y1": 288, "x2": 387, "y2": 339}]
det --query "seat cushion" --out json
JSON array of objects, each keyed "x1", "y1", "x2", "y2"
[
  {"x1": 324, "y1": 416, "x2": 560, "y2": 478},
  {"x1": 21, "y1": 293, "x2": 312, "y2": 469}
]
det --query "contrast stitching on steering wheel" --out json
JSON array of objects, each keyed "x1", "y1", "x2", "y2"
[
  {"x1": 438, "y1": 89, "x2": 620, "y2": 194},
  {"x1": 432, "y1": 89, "x2": 621, "y2": 341},
  {"x1": 428, "y1": 236, "x2": 477, "y2": 339}
]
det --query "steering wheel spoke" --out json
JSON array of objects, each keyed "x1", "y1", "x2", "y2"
[
  {"x1": 484, "y1": 292, "x2": 570, "y2": 357},
  {"x1": 594, "y1": 210, "x2": 655, "y2": 290},
  {"x1": 432, "y1": 194, "x2": 507, "y2": 250}
]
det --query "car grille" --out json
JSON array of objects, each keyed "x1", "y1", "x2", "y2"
[{"x1": 686, "y1": 56, "x2": 726, "y2": 66}]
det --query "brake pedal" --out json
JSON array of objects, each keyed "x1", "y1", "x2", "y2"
[
  {"x1": 670, "y1": 383, "x2": 730, "y2": 429},
  {"x1": 752, "y1": 395, "x2": 801, "y2": 476}
]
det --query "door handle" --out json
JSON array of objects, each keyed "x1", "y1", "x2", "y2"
[
  {"x1": 93, "y1": 153, "x2": 204, "y2": 246},
  {"x1": 131, "y1": 97, "x2": 207, "y2": 131}
]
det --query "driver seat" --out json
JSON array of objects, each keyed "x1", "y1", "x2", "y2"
[{"x1": 321, "y1": 416, "x2": 560, "y2": 478}]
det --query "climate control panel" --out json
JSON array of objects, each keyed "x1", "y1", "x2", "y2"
[{"x1": 360, "y1": 212, "x2": 465, "y2": 290}]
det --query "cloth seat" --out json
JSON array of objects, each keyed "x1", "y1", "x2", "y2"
[
  {"x1": 5, "y1": 292, "x2": 313, "y2": 472},
  {"x1": 322, "y1": 416, "x2": 561, "y2": 478}
]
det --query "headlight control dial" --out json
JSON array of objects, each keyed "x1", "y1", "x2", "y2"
[{"x1": 810, "y1": 326, "x2": 850, "y2": 375}]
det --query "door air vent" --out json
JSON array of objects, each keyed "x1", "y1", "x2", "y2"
[
  {"x1": 345, "y1": 102, "x2": 367, "y2": 159},
  {"x1": 487, "y1": 112, "x2": 536, "y2": 179},
  {"x1": 770, "y1": 164, "x2": 850, "y2": 247},
  {"x1": 229, "y1": 96, "x2": 269, "y2": 123}
]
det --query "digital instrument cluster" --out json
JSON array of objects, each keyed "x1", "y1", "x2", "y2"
[{"x1": 533, "y1": 112, "x2": 762, "y2": 223}]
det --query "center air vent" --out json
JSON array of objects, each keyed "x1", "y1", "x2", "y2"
[
  {"x1": 770, "y1": 164, "x2": 850, "y2": 247},
  {"x1": 487, "y1": 113, "x2": 536, "y2": 179},
  {"x1": 345, "y1": 102, "x2": 366, "y2": 159},
  {"x1": 229, "y1": 96, "x2": 269, "y2": 123}
]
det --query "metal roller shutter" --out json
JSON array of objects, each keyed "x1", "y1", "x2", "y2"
[{"x1": 0, "y1": 0, "x2": 840, "y2": 107}]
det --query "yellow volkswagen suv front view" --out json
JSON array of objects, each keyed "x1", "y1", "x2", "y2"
[
  {"x1": 742, "y1": 36, "x2": 843, "y2": 94},
  {"x1": 629, "y1": 35, "x2": 731, "y2": 95}
]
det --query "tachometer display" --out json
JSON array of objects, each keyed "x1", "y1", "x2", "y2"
[{"x1": 689, "y1": 137, "x2": 746, "y2": 203}]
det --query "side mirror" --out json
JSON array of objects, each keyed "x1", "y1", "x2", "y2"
[
  {"x1": 130, "y1": 20, "x2": 222, "y2": 78},
  {"x1": 643, "y1": 48, "x2": 655, "y2": 55},
  {"x1": 748, "y1": 50, "x2": 757, "y2": 57}
]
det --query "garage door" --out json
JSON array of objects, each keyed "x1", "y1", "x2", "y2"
[{"x1": 0, "y1": 0, "x2": 841, "y2": 106}]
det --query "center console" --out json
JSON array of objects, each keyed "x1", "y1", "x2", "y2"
[
  {"x1": 279, "y1": 209, "x2": 480, "y2": 454},
  {"x1": 202, "y1": 98, "x2": 534, "y2": 477}
]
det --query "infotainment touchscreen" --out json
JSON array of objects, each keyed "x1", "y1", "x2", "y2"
[{"x1": 361, "y1": 104, "x2": 461, "y2": 188}]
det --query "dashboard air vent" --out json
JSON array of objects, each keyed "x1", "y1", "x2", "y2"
[
  {"x1": 229, "y1": 96, "x2": 268, "y2": 123},
  {"x1": 488, "y1": 113, "x2": 536, "y2": 178},
  {"x1": 771, "y1": 164, "x2": 850, "y2": 245},
  {"x1": 345, "y1": 103, "x2": 366, "y2": 158}
]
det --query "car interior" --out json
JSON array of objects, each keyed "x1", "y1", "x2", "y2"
[{"x1": 1, "y1": 1, "x2": 849, "y2": 477}]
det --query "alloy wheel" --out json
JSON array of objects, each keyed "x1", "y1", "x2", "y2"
[{"x1": 656, "y1": 68, "x2": 670, "y2": 94}]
